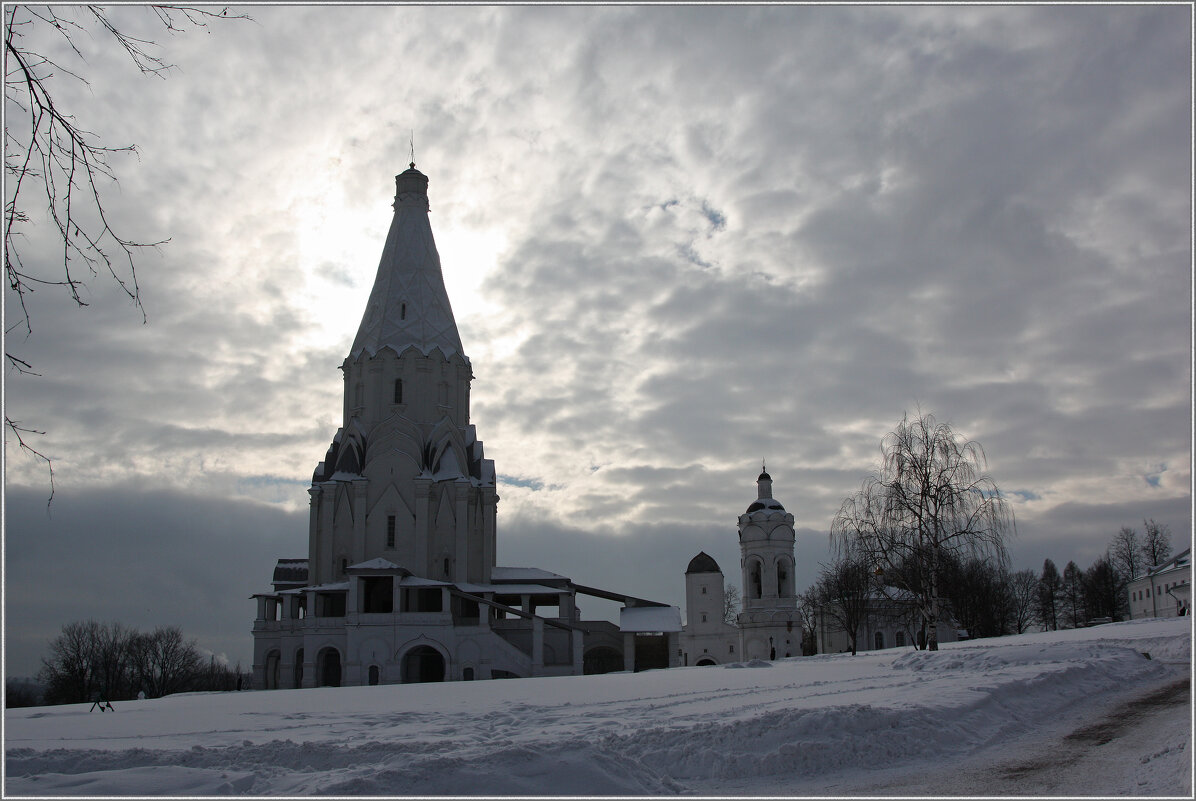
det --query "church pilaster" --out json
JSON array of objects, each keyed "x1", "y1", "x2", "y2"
[
  {"x1": 482, "y1": 488, "x2": 498, "y2": 583},
  {"x1": 414, "y1": 478, "x2": 431, "y2": 576},
  {"x1": 453, "y1": 478, "x2": 469, "y2": 582},
  {"x1": 318, "y1": 481, "x2": 337, "y2": 584},
  {"x1": 352, "y1": 477, "x2": 369, "y2": 565},
  {"x1": 308, "y1": 486, "x2": 321, "y2": 582}
]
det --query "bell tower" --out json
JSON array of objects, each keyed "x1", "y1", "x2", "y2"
[{"x1": 737, "y1": 465, "x2": 801, "y2": 659}]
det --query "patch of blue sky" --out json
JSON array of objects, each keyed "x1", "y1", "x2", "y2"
[
  {"x1": 237, "y1": 475, "x2": 311, "y2": 504},
  {"x1": 678, "y1": 243, "x2": 712, "y2": 268},
  {"x1": 500, "y1": 474, "x2": 544, "y2": 491},
  {"x1": 700, "y1": 200, "x2": 727, "y2": 232},
  {"x1": 240, "y1": 475, "x2": 311, "y2": 489},
  {"x1": 1011, "y1": 489, "x2": 1042, "y2": 502}
]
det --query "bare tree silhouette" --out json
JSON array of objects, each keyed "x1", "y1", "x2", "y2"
[{"x1": 4, "y1": 5, "x2": 248, "y2": 500}]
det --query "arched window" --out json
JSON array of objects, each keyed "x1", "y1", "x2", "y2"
[
  {"x1": 895, "y1": 631, "x2": 905, "y2": 647},
  {"x1": 874, "y1": 631, "x2": 885, "y2": 650},
  {"x1": 386, "y1": 515, "x2": 396, "y2": 548},
  {"x1": 701, "y1": 613, "x2": 707, "y2": 623},
  {"x1": 400, "y1": 302, "x2": 407, "y2": 320},
  {"x1": 394, "y1": 379, "x2": 403, "y2": 404},
  {"x1": 749, "y1": 561, "x2": 762, "y2": 599}
]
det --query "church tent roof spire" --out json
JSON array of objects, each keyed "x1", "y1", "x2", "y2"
[{"x1": 349, "y1": 164, "x2": 467, "y2": 363}]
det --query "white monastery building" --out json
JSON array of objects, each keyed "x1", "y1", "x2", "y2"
[
  {"x1": 1128, "y1": 548, "x2": 1191, "y2": 620},
  {"x1": 251, "y1": 165, "x2": 681, "y2": 688}
]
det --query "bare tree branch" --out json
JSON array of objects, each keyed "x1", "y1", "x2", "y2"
[{"x1": 3, "y1": 4, "x2": 248, "y2": 498}]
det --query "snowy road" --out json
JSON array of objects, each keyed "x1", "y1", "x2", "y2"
[
  {"x1": 732, "y1": 672, "x2": 1191, "y2": 796},
  {"x1": 5, "y1": 618, "x2": 1191, "y2": 796}
]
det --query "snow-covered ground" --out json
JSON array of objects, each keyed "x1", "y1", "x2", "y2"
[{"x1": 5, "y1": 617, "x2": 1191, "y2": 796}]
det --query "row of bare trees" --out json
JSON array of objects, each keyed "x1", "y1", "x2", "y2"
[
  {"x1": 1037, "y1": 520, "x2": 1173, "y2": 629},
  {"x1": 33, "y1": 620, "x2": 245, "y2": 706}
]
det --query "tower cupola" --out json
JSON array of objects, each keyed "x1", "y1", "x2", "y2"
[
  {"x1": 394, "y1": 163, "x2": 430, "y2": 211},
  {"x1": 757, "y1": 467, "x2": 773, "y2": 500}
]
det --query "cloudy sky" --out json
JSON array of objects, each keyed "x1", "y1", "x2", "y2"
[{"x1": 4, "y1": 5, "x2": 1191, "y2": 677}]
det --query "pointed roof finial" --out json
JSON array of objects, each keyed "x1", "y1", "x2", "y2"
[{"x1": 410, "y1": 130, "x2": 415, "y2": 169}]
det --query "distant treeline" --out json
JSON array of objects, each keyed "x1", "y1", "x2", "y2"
[
  {"x1": 1037, "y1": 519, "x2": 1175, "y2": 630},
  {"x1": 15, "y1": 621, "x2": 251, "y2": 707},
  {"x1": 806, "y1": 519, "x2": 1174, "y2": 654}
]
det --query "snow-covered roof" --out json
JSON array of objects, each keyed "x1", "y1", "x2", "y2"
[
  {"x1": 872, "y1": 585, "x2": 917, "y2": 603},
  {"x1": 458, "y1": 583, "x2": 569, "y2": 596},
  {"x1": 620, "y1": 605, "x2": 683, "y2": 633},
  {"x1": 491, "y1": 567, "x2": 570, "y2": 582},
  {"x1": 307, "y1": 581, "x2": 350, "y2": 592},
  {"x1": 348, "y1": 558, "x2": 408, "y2": 573},
  {"x1": 399, "y1": 576, "x2": 451, "y2": 587},
  {"x1": 349, "y1": 166, "x2": 468, "y2": 364},
  {"x1": 1147, "y1": 548, "x2": 1191, "y2": 576}
]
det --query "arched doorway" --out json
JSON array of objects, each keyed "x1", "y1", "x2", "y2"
[
  {"x1": 402, "y1": 645, "x2": 445, "y2": 683},
  {"x1": 583, "y1": 646, "x2": 623, "y2": 675},
  {"x1": 265, "y1": 650, "x2": 280, "y2": 689},
  {"x1": 368, "y1": 665, "x2": 380, "y2": 685},
  {"x1": 317, "y1": 647, "x2": 341, "y2": 687},
  {"x1": 695, "y1": 657, "x2": 717, "y2": 666}
]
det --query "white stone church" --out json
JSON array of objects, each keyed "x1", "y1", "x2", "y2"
[
  {"x1": 251, "y1": 164, "x2": 812, "y2": 688},
  {"x1": 251, "y1": 165, "x2": 684, "y2": 688}
]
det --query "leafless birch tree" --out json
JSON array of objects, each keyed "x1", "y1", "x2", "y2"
[
  {"x1": 1141, "y1": 519, "x2": 1172, "y2": 568},
  {"x1": 1109, "y1": 526, "x2": 1144, "y2": 581},
  {"x1": 830, "y1": 411, "x2": 1014, "y2": 650}
]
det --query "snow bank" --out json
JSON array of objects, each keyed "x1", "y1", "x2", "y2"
[{"x1": 5, "y1": 617, "x2": 1189, "y2": 795}]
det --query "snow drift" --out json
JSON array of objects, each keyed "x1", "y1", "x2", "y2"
[{"x1": 4, "y1": 617, "x2": 1190, "y2": 795}]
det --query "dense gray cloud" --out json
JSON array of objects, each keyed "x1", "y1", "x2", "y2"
[
  {"x1": 4, "y1": 6, "x2": 1189, "y2": 676},
  {"x1": 4, "y1": 486, "x2": 305, "y2": 676}
]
